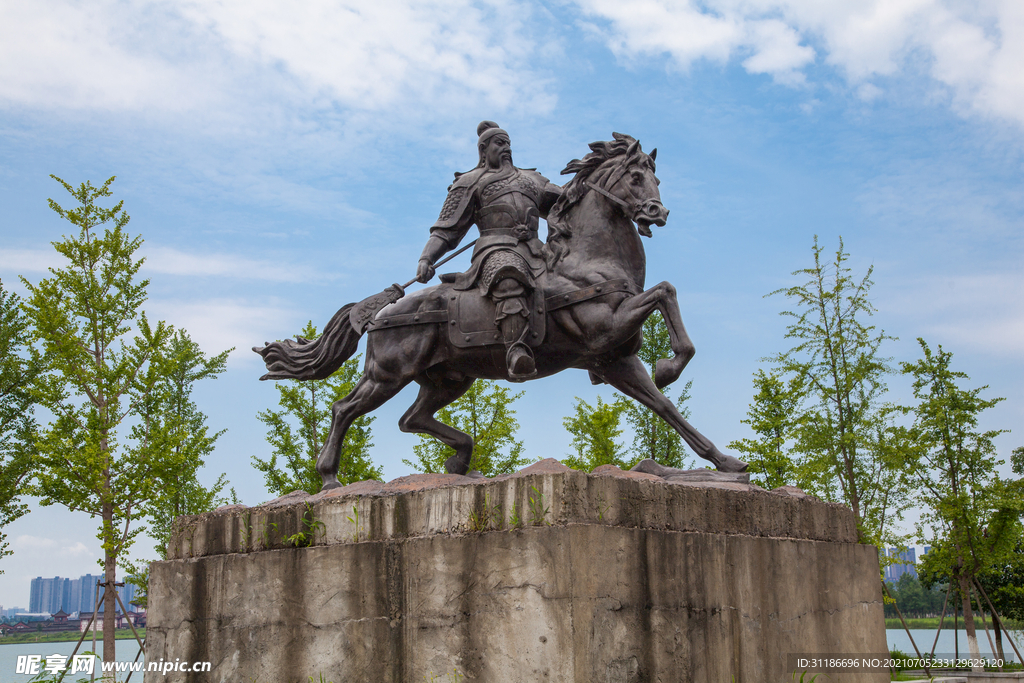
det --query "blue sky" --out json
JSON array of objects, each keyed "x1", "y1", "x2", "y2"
[{"x1": 1, "y1": 0, "x2": 1022, "y2": 607}]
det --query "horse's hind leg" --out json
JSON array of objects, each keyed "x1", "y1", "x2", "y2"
[
  {"x1": 398, "y1": 376, "x2": 477, "y2": 475},
  {"x1": 317, "y1": 373, "x2": 408, "y2": 490},
  {"x1": 593, "y1": 354, "x2": 748, "y2": 473}
]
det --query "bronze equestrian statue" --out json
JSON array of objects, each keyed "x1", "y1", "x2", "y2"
[{"x1": 255, "y1": 124, "x2": 748, "y2": 488}]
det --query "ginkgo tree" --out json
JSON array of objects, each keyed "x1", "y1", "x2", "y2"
[{"x1": 22, "y1": 176, "x2": 224, "y2": 664}]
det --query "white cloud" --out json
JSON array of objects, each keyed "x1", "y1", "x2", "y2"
[
  {"x1": 1, "y1": 246, "x2": 325, "y2": 283},
  {"x1": 13, "y1": 535, "x2": 60, "y2": 550},
  {"x1": 740, "y1": 19, "x2": 815, "y2": 85},
  {"x1": 143, "y1": 246, "x2": 323, "y2": 283},
  {"x1": 885, "y1": 272, "x2": 1024, "y2": 358},
  {"x1": 0, "y1": 249, "x2": 57, "y2": 274},
  {"x1": 575, "y1": 0, "x2": 1024, "y2": 129},
  {"x1": 0, "y1": 0, "x2": 556, "y2": 117},
  {"x1": 147, "y1": 298, "x2": 297, "y2": 365}
]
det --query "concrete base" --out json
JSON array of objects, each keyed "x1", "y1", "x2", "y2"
[{"x1": 145, "y1": 460, "x2": 888, "y2": 682}]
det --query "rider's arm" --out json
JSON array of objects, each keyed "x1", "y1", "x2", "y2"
[
  {"x1": 416, "y1": 184, "x2": 476, "y2": 283},
  {"x1": 538, "y1": 180, "x2": 563, "y2": 219},
  {"x1": 416, "y1": 235, "x2": 448, "y2": 283}
]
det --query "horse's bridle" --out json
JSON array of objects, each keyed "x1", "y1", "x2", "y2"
[{"x1": 585, "y1": 163, "x2": 664, "y2": 236}]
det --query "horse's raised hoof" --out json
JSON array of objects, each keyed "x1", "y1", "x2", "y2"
[
  {"x1": 654, "y1": 357, "x2": 683, "y2": 390},
  {"x1": 708, "y1": 449, "x2": 749, "y2": 473}
]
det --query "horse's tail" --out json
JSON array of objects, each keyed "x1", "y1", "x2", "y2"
[{"x1": 253, "y1": 302, "x2": 362, "y2": 381}]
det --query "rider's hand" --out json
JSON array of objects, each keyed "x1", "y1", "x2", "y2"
[{"x1": 416, "y1": 259, "x2": 436, "y2": 283}]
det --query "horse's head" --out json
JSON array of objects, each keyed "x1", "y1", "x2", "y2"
[{"x1": 555, "y1": 133, "x2": 670, "y2": 238}]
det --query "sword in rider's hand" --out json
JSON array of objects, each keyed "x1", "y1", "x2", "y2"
[{"x1": 349, "y1": 239, "x2": 478, "y2": 333}]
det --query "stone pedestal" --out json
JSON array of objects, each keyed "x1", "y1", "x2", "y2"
[{"x1": 144, "y1": 460, "x2": 888, "y2": 682}]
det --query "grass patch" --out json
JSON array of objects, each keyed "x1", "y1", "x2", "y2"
[{"x1": 0, "y1": 627, "x2": 146, "y2": 644}]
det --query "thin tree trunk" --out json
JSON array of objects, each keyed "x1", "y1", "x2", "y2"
[
  {"x1": 928, "y1": 586, "x2": 950, "y2": 671},
  {"x1": 972, "y1": 584, "x2": 997, "y2": 669},
  {"x1": 882, "y1": 580, "x2": 925, "y2": 670},
  {"x1": 958, "y1": 572, "x2": 982, "y2": 669},
  {"x1": 954, "y1": 585, "x2": 959, "y2": 661},
  {"x1": 103, "y1": 503, "x2": 116, "y2": 667},
  {"x1": 974, "y1": 576, "x2": 1023, "y2": 668},
  {"x1": 993, "y1": 611, "x2": 1004, "y2": 666}
]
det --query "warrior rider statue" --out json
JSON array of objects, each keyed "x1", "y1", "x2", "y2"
[{"x1": 416, "y1": 121, "x2": 563, "y2": 380}]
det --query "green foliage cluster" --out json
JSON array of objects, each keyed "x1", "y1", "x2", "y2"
[
  {"x1": 404, "y1": 380, "x2": 529, "y2": 477},
  {"x1": 253, "y1": 321, "x2": 380, "y2": 496},
  {"x1": 563, "y1": 395, "x2": 629, "y2": 471},
  {"x1": 0, "y1": 280, "x2": 37, "y2": 572},
  {"x1": 726, "y1": 370, "x2": 801, "y2": 490},
  {"x1": 741, "y1": 235, "x2": 1022, "y2": 658},
  {"x1": 883, "y1": 573, "x2": 948, "y2": 619},
  {"x1": 560, "y1": 314, "x2": 694, "y2": 473},
  {"x1": 142, "y1": 329, "x2": 235, "y2": 561},
  {"x1": 757, "y1": 236, "x2": 911, "y2": 546}
]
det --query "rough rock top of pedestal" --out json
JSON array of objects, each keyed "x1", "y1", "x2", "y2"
[{"x1": 165, "y1": 459, "x2": 857, "y2": 561}]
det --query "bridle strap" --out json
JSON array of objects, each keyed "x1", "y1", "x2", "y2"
[{"x1": 585, "y1": 180, "x2": 636, "y2": 215}]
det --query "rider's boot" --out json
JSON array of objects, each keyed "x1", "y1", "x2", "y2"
[
  {"x1": 497, "y1": 300, "x2": 535, "y2": 380},
  {"x1": 493, "y1": 278, "x2": 536, "y2": 381}
]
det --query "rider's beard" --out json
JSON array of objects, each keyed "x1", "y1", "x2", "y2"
[{"x1": 500, "y1": 152, "x2": 513, "y2": 168}]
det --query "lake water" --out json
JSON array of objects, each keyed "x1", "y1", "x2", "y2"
[
  {"x1": 886, "y1": 628, "x2": 1020, "y2": 663},
  {"x1": 1, "y1": 639, "x2": 144, "y2": 679}
]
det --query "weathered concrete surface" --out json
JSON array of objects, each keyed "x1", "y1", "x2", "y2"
[{"x1": 145, "y1": 460, "x2": 888, "y2": 682}]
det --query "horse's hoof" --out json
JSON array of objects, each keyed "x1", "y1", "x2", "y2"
[
  {"x1": 444, "y1": 454, "x2": 471, "y2": 476},
  {"x1": 320, "y1": 481, "x2": 342, "y2": 492},
  {"x1": 711, "y1": 451, "x2": 749, "y2": 473},
  {"x1": 654, "y1": 357, "x2": 682, "y2": 389}
]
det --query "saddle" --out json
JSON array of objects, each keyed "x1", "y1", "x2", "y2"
[
  {"x1": 446, "y1": 287, "x2": 546, "y2": 349},
  {"x1": 368, "y1": 277, "x2": 635, "y2": 351}
]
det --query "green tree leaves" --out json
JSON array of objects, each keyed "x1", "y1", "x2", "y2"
[
  {"x1": 727, "y1": 370, "x2": 801, "y2": 490},
  {"x1": 765, "y1": 235, "x2": 910, "y2": 545},
  {"x1": 254, "y1": 321, "x2": 380, "y2": 495},
  {"x1": 142, "y1": 329, "x2": 234, "y2": 558},
  {"x1": 562, "y1": 396, "x2": 628, "y2": 471},
  {"x1": 0, "y1": 280, "x2": 37, "y2": 572},
  {"x1": 897, "y1": 339, "x2": 1015, "y2": 609},
  {"x1": 404, "y1": 380, "x2": 528, "y2": 477}
]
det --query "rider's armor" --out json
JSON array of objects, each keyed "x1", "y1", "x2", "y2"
[{"x1": 422, "y1": 163, "x2": 561, "y2": 379}]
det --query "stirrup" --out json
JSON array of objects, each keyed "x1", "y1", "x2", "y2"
[{"x1": 506, "y1": 342, "x2": 536, "y2": 381}]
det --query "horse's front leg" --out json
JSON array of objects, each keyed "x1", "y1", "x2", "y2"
[
  {"x1": 650, "y1": 280, "x2": 695, "y2": 389},
  {"x1": 610, "y1": 281, "x2": 694, "y2": 388},
  {"x1": 592, "y1": 354, "x2": 748, "y2": 473}
]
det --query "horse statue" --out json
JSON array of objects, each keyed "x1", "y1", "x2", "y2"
[{"x1": 255, "y1": 134, "x2": 749, "y2": 490}]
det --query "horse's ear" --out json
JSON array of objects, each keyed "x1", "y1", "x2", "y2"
[
  {"x1": 649, "y1": 148, "x2": 657, "y2": 161},
  {"x1": 626, "y1": 139, "x2": 639, "y2": 157}
]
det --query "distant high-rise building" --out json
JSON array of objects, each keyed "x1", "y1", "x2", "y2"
[
  {"x1": 886, "y1": 547, "x2": 918, "y2": 582},
  {"x1": 76, "y1": 574, "x2": 103, "y2": 613},
  {"x1": 29, "y1": 576, "x2": 67, "y2": 614}
]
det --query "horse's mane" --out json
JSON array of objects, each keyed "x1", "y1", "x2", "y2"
[{"x1": 546, "y1": 133, "x2": 653, "y2": 266}]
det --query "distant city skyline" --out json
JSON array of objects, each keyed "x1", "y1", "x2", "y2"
[{"x1": 26, "y1": 575, "x2": 138, "y2": 616}]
